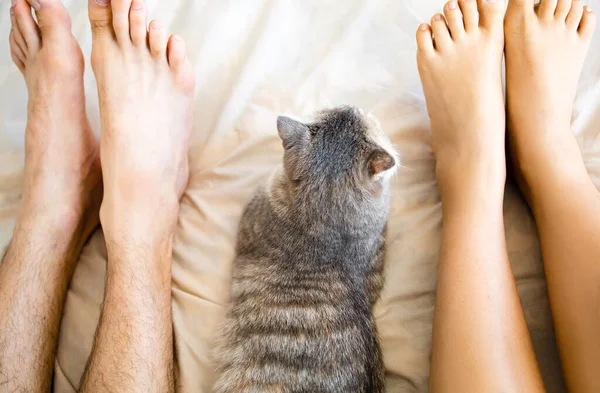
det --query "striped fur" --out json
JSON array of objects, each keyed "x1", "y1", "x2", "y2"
[{"x1": 213, "y1": 107, "x2": 396, "y2": 393}]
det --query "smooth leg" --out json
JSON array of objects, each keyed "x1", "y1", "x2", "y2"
[
  {"x1": 505, "y1": 0, "x2": 599, "y2": 391},
  {"x1": 416, "y1": 0, "x2": 545, "y2": 391}
]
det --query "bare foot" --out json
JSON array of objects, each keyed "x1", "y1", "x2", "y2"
[
  {"x1": 87, "y1": 0, "x2": 195, "y2": 238},
  {"x1": 416, "y1": 0, "x2": 507, "y2": 207},
  {"x1": 505, "y1": 0, "x2": 596, "y2": 203},
  {"x1": 9, "y1": 0, "x2": 101, "y2": 228}
]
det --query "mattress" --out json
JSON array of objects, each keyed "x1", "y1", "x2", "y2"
[{"x1": 1, "y1": 0, "x2": 599, "y2": 391}]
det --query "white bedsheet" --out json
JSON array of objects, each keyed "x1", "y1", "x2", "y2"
[{"x1": 1, "y1": 0, "x2": 599, "y2": 391}]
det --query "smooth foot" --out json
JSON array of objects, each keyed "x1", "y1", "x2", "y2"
[
  {"x1": 505, "y1": 0, "x2": 596, "y2": 203},
  {"x1": 88, "y1": 0, "x2": 195, "y2": 238},
  {"x1": 416, "y1": 0, "x2": 507, "y2": 207},
  {"x1": 9, "y1": 0, "x2": 101, "y2": 228}
]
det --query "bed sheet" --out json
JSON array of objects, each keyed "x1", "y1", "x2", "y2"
[{"x1": 1, "y1": 0, "x2": 599, "y2": 391}]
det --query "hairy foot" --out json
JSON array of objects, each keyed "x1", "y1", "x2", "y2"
[
  {"x1": 416, "y1": 0, "x2": 507, "y2": 206},
  {"x1": 505, "y1": 0, "x2": 596, "y2": 202},
  {"x1": 9, "y1": 0, "x2": 101, "y2": 228},
  {"x1": 88, "y1": 0, "x2": 195, "y2": 237}
]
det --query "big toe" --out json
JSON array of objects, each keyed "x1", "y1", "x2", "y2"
[
  {"x1": 29, "y1": 0, "x2": 72, "y2": 37},
  {"x1": 506, "y1": 0, "x2": 535, "y2": 16},
  {"x1": 88, "y1": 0, "x2": 113, "y2": 37},
  {"x1": 478, "y1": 0, "x2": 506, "y2": 30},
  {"x1": 13, "y1": 0, "x2": 40, "y2": 51}
]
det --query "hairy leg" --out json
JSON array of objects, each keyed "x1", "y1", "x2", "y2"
[
  {"x1": 0, "y1": 0, "x2": 101, "y2": 391},
  {"x1": 79, "y1": 0, "x2": 195, "y2": 392},
  {"x1": 416, "y1": 0, "x2": 545, "y2": 391},
  {"x1": 505, "y1": 0, "x2": 599, "y2": 391}
]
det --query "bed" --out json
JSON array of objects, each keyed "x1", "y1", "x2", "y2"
[{"x1": 1, "y1": 0, "x2": 599, "y2": 391}]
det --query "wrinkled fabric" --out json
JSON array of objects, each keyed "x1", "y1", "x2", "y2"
[{"x1": 1, "y1": 0, "x2": 599, "y2": 392}]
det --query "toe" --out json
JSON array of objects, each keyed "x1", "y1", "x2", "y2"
[
  {"x1": 9, "y1": 30, "x2": 26, "y2": 70},
  {"x1": 129, "y1": 0, "x2": 147, "y2": 47},
  {"x1": 566, "y1": 0, "x2": 584, "y2": 29},
  {"x1": 554, "y1": 0, "x2": 573, "y2": 19},
  {"x1": 88, "y1": 0, "x2": 114, "y2": 39},
  {"x1": 506, "y1": 0, "x2": 535, "y2": 16},
  {"x1": 10, "y1": 8, "x2": 29, "y2": 55},
  {"x1": 416, "y1": 23, "x2": 435, "y2": 55},
  {"x1": 478, "y1": 0, "x2": 506, "y2": 31},
  {"x1": 167, "y1": 35, "x2": 186, "y2": 69},
  {"x1": 578, "y1": 6, "x2": 596, "y2": 40},
  {"x1": 431, "y1": 14, "x2": 453, "y2": 51},
  {"x1": 167, "y1": 34, "x2": 195, "y2": 91},
  {"x1": 148, "y1": 20, "x2": 168, "y2": 58},
  {"x1": 10, "y1": 49, "x2": 26, "y2": 73},
  {"x1": 13, "y1": 0, "x2": 40, "y2": 51},
  {"x1": 444, "y1": 1, "x2": 466, "y2": 39},
  {"x1": 111, "y1": 0, "x2": 133, "y2": 44},
  {"x1": 538, "y1": 0, "x2": 559, "y2": 19},
  {"x1": 458, "y1": 0, "x2": 479, "y2": 31},
  {"x1": 168, "y1": 34, "x2": 196, "y2": 93},
  {"x1": 29, "y1": 0, "x2": 72, "y2": 38}
]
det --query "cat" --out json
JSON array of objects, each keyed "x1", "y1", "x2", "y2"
[{"x1": 212, "y1": 106, "x2": 398, "y2": 393}]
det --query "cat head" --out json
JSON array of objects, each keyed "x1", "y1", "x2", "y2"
[{"x1": 276, "y1": 106, "x2": 398, "y2": 222}]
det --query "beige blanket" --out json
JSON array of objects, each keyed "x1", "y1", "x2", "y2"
[{"x1": 1, "y1": 0, "x2": 599, "y2": 391}]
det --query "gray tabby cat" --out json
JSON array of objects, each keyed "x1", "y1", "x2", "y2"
[{"x1": 213, "y1": 106, "x2": 398, "y2": 393}]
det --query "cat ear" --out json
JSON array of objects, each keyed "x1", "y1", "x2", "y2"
[
  {"x1": 367, "y1": 149, "x2": 396, "y2": 179},
  {"x1": 277, "y1": 116, "x2": 309, "y2": 149}
]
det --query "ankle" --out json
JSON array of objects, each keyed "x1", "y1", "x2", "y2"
[
  {"x1": 436, "y1": 151, "x2": 507, "y2": 210},
  {"x1": 514, "y1": 136, "x2": 594, "y2": 209},
  {"x1": 512, "y1": 130, "x2": 585, "y2": 185},
  {"x1": 436, "y1": 146, "x2": 506, "y2": 183},
  {"x1": 526, "y1": 167, "x2": 598, "y2": 222},
  {"x1": 507, "y1": 111, "x2": 572, "y2": 139},
  {"x1": 100, "y1": 187, "x2": 180, "y2": 241}
]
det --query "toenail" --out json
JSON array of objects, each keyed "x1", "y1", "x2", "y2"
[
  {"x1": 448, "y1": 2, "x2": 457, "y2": 9},
  {"x1": 419, "y1": 23, "x2": 429, "y2": 31},
  {"x1": 131, "y1": 0, "x2": 143, "y2": 10},
  {"x1": 94, "y1": 0, "x2": 111, "y2": 5},
  {"x1": 585, "y1": 6, "x2": 593, "y2": 12},
  {"x1": 485, "y1": 0, "x2": 499, "y2": 2},
  {"x1": 29, "y1": 0, "x2": 41, "y2": 10},
  {"x1": 173, "y1": 35, "x2": 183, "y2": 41},
  {"x1": 151, "y1": 20, "x2": 163, "y2": 29},
  {"x1": 434, "y1": 14, "x2": 443, "y2": 21},
  {"x1": 10, "y1": 0, "x2": 16, "y2": 6}
]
